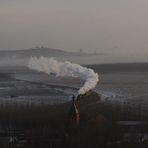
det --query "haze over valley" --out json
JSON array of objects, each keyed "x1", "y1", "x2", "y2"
[{"x1": 0, "y1": 47, "x2": 147, "y2": 66}]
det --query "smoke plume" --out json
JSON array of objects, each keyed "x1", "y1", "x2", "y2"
[{"x1": 28, "y1": 56, "x2": 99, "y2": 95}]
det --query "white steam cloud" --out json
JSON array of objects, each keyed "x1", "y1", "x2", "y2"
[{"x1": 28, "y1": 56, "x2": 99, "y2": 95}]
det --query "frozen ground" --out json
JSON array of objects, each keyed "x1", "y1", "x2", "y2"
[
  {"x1": 0, "y1": 64, "x2": 148, "y2": 108},
  {"x1": 0, "y1": 68, "x2": 81, "y2": 106},
  {"x1": 97, "y1": 72, "x2": 148, "y2": 102}
]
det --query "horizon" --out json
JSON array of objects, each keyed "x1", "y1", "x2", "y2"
[{"x1": 1, "y1": 0, "x2": 148, "y2": 63}]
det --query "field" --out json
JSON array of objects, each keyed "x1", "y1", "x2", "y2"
[{"x1": 0, "y1": 64, "x2": 148, "y2": 147}]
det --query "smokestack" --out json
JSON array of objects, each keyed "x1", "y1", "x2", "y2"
[
  {"x1": 28, "y1": 56, "x2": 99, "y2": 95},
  {"x1": 69, "y1": 97, "x2": 80, "y2": 126}
]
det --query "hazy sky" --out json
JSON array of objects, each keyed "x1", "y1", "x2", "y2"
[{"x1": 0, "y1": 0, "x2": 148, "y2": 56}]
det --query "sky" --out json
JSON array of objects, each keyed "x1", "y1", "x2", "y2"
[{"x1": 0, "y1": 0, "x2": 148, "y2": 60}]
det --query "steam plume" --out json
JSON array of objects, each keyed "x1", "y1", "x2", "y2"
[{"x1": 28, "y1": 56, "x2": 99, "y2": 95}]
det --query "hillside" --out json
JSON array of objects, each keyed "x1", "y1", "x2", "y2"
[
  {"x1": 0, "y1": 47, "x2": 81, "y2": 58},
  {"x1": 0, "y1": 47, "x2": 105, "y2": 66}
]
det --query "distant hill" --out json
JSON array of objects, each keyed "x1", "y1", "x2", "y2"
[
  {"x1": 0, "y1": 47, "x2": 78, "y2": 58},
  {"x1": 0, "y1": 47, "x2": 106, "y2": 66},
  {"x1": 0, "y1": 47, "x2": 104, "y2": 58}
]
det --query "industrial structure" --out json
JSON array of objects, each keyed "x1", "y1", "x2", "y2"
[{"x1": 67, "y1": 96, "x2": 80, "y2": 133}]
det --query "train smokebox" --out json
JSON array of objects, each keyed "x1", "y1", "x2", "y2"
[{"x1": 77, "y1": 90, "x2": 94, "y2": 100}]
